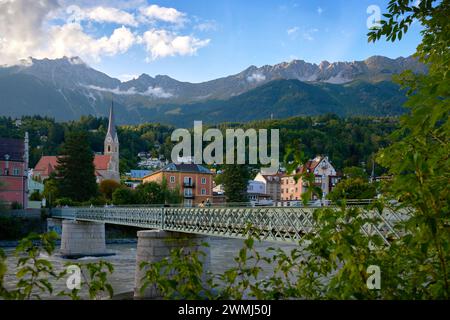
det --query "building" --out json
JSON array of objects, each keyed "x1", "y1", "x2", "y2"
[
  {"x1": 281, "y1": 156, "x2": 340, "y2": 201},
  {"x1": 143, "y1": 163, "x2": 213, "y2": 207},
  {"x1": 33, "y1": 104, "x2": 120, "y2": 183},
  {"x1": 123, "y1": 170, "x2": 152, "y2": 189},
  {"x1": 247, "y1": 180, "x2": 271, "y2": 203},
  {"x1": 0, "y1": 133, "x2": 29, "y2": 208},
  {"x1": 254, "y1": 170, "x2": 283, "y2": 201}
]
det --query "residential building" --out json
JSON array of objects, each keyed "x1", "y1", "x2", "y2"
[
  {"x1": 33, "y1": 104, "x2": 120, "y2": 183},
  {"x1": 254, "y1": 170, "x2": 283, "y2": 201},
  {"x1": 123, "y1": 170, "x2": 152, "y2": 189},
  {"x1": 0, "y1": 133, "x2": 29, "y2": 208},
  {"x1": 247, "y1": 180, "x2": 271, "y2": 203},
  {"x1": 142, "y1": 163, "x2": 213, "y2": 207},
  {"x1": 281, "y1": 156, "x2": 340, "y2": 201}
]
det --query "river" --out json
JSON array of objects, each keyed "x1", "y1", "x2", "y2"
[{"x1": 1, "y1": 237, "x2": 299, "y2": 299}]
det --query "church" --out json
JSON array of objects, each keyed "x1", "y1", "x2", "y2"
[{"x1": 33, "y1": 105, "x2": 120, "y2": 183}]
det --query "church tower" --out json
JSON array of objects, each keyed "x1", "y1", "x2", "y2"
[{"x1": 104, "y1": 102, "x2": 120, "y2": 181}]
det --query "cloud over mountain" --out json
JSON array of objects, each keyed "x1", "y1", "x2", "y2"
[{"x1": 0, "y1": 0, "x2": 210, "y2": 65}]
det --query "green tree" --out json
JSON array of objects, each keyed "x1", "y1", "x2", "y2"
[
  {"x1": 222, "y1": 164, "x2": 250, "y2": 203},
  {"x1": 42, "y1": 174, "x2": 59, "y2": 207},
  {"x1": 112, "y1": 187, "x2": 136, "y2": 205},
  {"x1": 343, "y1": 166, "x2": 369, "y2": 180},
  {"x1": 327, "y1": 178, "x2": 377, "y2": 201},
  {"x1": 135, "y1": 182, "x2": 164, "y2": 204},
  {"x1": 99, "y1": 179, "x2": 121, "y2": 201},
  {"x1": 56, "y1": 131, "x2": 98, "y2": 202},
  {"x1": 368, "y1": 0, "x2": 449, "y2": 297}
]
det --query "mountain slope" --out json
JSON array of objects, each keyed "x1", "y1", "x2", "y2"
[
  {"x1": 0, "y1": 55, "x2": 422, "y2": 124},
  {"x1": 139, "y1": 79, "x2": 407, "y2": 126}
]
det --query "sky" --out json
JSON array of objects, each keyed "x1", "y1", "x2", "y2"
[{"x1": 0, "y1": 0, "x2": 423, "y2": 83}]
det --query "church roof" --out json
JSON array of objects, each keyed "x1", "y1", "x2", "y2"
[{"x1": 94, "y1": 155, "x2": 112, "y2": 170}]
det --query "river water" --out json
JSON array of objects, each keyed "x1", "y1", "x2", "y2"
[{"x1": 1, "y1": 237, "x2": 299, "y2": 299}]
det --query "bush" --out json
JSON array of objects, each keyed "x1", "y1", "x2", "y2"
[
  {"x1": 10, "y1": 202, "x2": 23, "y2": 210},
  {"x1": 99, "y1": 180, "x2": 121, "y2": 201},
  {"x1": 29, "y1": 190, "x2": 43, "y2": 201},
  {"x1": 112, "y1": 187, "x2": 136, "y2": 205},
  {"x1": 54, "y1": 198, "x2": 74, "y2": 207}
]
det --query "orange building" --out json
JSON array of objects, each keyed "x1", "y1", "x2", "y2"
[{"x1": 142, "y1": 163, "x2": 213, "y2": 207}]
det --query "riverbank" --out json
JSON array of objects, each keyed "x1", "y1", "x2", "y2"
[{"x1": 0, "y1": 238, "x2": 137, "y2": 248}]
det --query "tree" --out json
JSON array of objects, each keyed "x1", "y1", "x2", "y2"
[
  {"x1": 56, "y1": 131, "x2": 98, "y2": 202},
  {"x1": 135, "y1": 182, "x2": 164, "y2": 204},
  {"x1": 343, "y1": 166, "x2": 369, "y2": 180},
  {"x1": 368, "y1": 0, "x2": 449, "y2": 298},
  {"x1": 112, "y1": 187, "x2": 136, "y2": 205},
  {"x1": 99, "y1": 179, "x2": 121, "y2": 201},
  {"x1": 42, "y1": 174, "x2": 59, "y2": 207},
  {"x1": 222, "y1": 164, "x2": 250, "y2": 203},
  {"x1": 327, "y1": 178, "x2": 377, "y2": 201}
]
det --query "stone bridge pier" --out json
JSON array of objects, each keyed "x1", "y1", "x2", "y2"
[
  {"x1": 59, "y1": 220, "x2": 108, "y2": 258},
  {"x1": 134, "y1": 230, "x2": 211, "y2": 299}
]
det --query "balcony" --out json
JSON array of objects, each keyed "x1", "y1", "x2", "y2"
[
  {"x1": 183, "y1": 193, "x2": 194, "y2": 199},
  {"x1": 183, "y1": 181, "x2": 195, "y2": 188}
]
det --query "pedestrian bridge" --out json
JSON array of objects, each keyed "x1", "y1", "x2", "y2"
[
  {"x1": 51, "y1": 205, "x2": 406, "y2": 245},
  {"x1": 49, "y1": 205, "x2": 409, "y2": 299}
]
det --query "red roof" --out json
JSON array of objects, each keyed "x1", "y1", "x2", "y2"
[
  {"x1": 34, "y1": 156, "x2": 60, "y2": 176},
  {"x1": 93, "y1": 155, "x2": 111, "y2": 170},
  {"x1": 34, "y1": 155, "x2": 111, "y2": 176}
]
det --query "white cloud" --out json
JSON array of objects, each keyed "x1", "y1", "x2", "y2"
[
  {"x1": 117, "y1": 74, "x2": 139, "y2": 82},
  {"x1": 287, "y1": 26, "x2": 318, "y2": 41},
  {"x1": 0, "y1": 0, "x2": 60, "y2": 65},
  {"x1": 287, "y1": 27, "x2": 299, "y2": 36},
  {"x1": 0, "y1": 0, "x2": 210, "y2": 65},
  {"x1": 247, "y1": 72, "x2": 266, "y2": 83},
  {"x1": 302, "y1": 28, "x2": 319, "y2": 41},
  {"x1": 139, "y1": 5, "x2": 187, "y2": 25},
  {"x1": 139, "y1": 29, "x2": 210, "y2": 61},
  {"x1": 66, "y1": 5, "x2": 138, "y2": 27},
  {"x1": 194, "y1": 21, "x2": 218, "y2": 32},
  {"x1": 86, "y1": 84, "x2": 173, "y2": 98},
  {"x1": 43, "y1": 24, "x2": 136, "y2": 61},
  {"x1": 317, "y1": 7, "x2": 323, "y2": 15}
]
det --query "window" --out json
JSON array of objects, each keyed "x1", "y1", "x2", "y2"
[
  {"x1": 13, "y1": 168, "x2": 20, "y2": 176},
  {"x1": 201, "y1": 177, "x2": 206, "y2": 184},
  {"x1": 201, "y1": 188, "x2": 206, "y2": 195},
  {"x1": 315, "y1": 177, "x2": 322, "y2": 184},
  {"x1": 108, "y1": 145, "x2": 111, "y2": 152},
  {"x1": 184, "y1": 189, "x2": 193, "y2": 196},
  {"x1": 170, "y1": 176, "x2": 175, "y2": 183},
  {"x1": 184, "y1": 177, "x2": 193, "y2": 185}
]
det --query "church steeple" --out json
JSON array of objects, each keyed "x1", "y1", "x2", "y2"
[
  {"x1": 104, "y1": 100, "x2": 120, "y2": 181},
  {"x1": 106, "y1": 101, "x2": 117, "y2": 140}
]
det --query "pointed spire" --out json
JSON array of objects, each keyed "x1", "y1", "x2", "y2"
[{"x1": 107, "y1": 100, "x2": 116, "y2": 138}]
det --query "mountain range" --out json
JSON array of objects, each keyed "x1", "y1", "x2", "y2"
[{"x1": 0, "y1": 55, "x2": 426, "y2": 126}]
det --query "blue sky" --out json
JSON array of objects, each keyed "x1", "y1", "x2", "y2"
[{"x1": 1, "y1": 0, "x2": 423, "y2": 83}]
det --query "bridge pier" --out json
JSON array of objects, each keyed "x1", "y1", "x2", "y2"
[
  {"x1": 134, "y1": 230, "x2": 210, "y2": 299},
  {"x1": 60, "y1": 220, "x2": 109, "y2": 258}
]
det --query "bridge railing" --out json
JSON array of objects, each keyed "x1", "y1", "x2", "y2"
[{"x1": 51, "y1": 205, "x2": 410, "y2": 244}]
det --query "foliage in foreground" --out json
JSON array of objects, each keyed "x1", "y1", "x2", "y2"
[
  {"x1": 0, "y1": 232, "x2": 114, "y2": 300},
  {"x1": 141, "y1": 203, "x2": 448, "y2": 300}
]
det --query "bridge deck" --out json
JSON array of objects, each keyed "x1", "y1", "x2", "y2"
[{"x1": 51, "y1": 206, "x2": 409, "y2": 244}]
